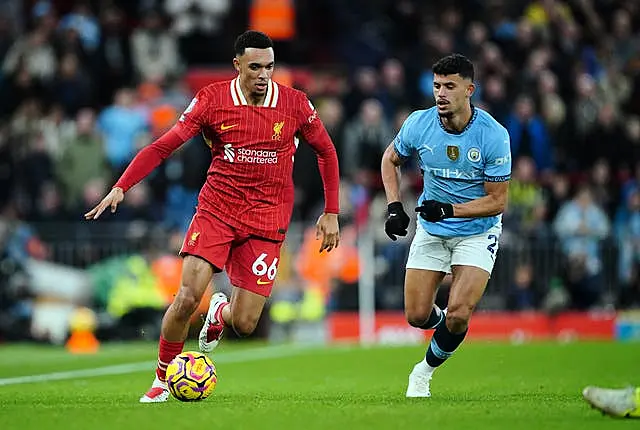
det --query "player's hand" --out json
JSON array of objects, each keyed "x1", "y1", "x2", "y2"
[
  {"x1": 84, "y1": 187, "x2": 124, "y2": 220},
  {"x1": 385, "y1": 201, "x2": 410, "y2": 241},
  {"x1": 316, "y1": 213, "x2": 340, "y2": 253},
  {"x1": 415, "y1": 200, "x2": 454, "y2": 222}
]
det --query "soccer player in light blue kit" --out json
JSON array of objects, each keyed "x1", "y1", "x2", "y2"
[{"x1": 381, "y1": 54, "x2": 512, "y2": 397}]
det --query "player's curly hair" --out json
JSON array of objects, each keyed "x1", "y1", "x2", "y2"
[
  {"x1": 432, "y1": 54, "x2": 475, "y2": 81},
  {"x1": 234, "y1": 30, "x2": 274, "y2": 56}
]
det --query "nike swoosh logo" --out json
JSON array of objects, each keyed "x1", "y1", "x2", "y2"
[
  {"x1": 256, "y1": 278, "x2": 270, "y2": 285},
  {"x1": 220, "y1": 123, "x2": 238, "y2": 131}
]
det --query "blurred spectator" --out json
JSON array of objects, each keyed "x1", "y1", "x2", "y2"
[
  {"x1": 0, "y1": 14, "x2": 15, "y2": 68},
  {"x1": 0, "y1": 216, "x2": 34, "y2": 341},
  {"x1": 39, "y1": 104, "x2": 75, "y2": 160},
  {"x1": 580, "y1": 104, "x2": 625, "y2": 170},
  {"x1": 504, "y1": 156, "x2": 546, "y2": 236},
  {"x1": 615, "y1": 189, "x2": 640, "y2": 308},
  {"x1": 14, "y1": 131, "x2": 55, "y2": 220},
  {"x1": 51, "y1": 53, "x2": 93, "y2": 116},
  {"x1": 97, "y1": 88, "x2": 148, "y2": 172},
  {"x1": 0, "y1": 124, "x2": 14, "y2": 210},
  {"x1": 506, "y1": 94, "x2": 553, "y2": 173},
  {"x1": 342, "y1": 98, "x2": 393, "y2": 189},
  {"x1": 58, "y1": 1, "x2": 100, "y2": 53},
  {"x1": 572, "y1": 73, "x2": 601, "y2": 139},
  {"x1": 553, "y1": 186, "x2": 610, "y2": 309},
  {"x1": 544, "y1": 172, "x2": 571, "y2": 221},
  {"x1": 56, "y1": 108, "x2": 109, "y2": 210},
  {"x1": 378, "y1": 58, "x2": 410, "y2": 122},
  {"x1": 342, "y1": 67, "x2": 381, "y2": 121},
  {"x1": 93, "y1": 7, "x2": 132, "y2": 106},
  {"x1": 2, "y1": 27, "x2": 56, "y2": 83},
  {"x1": 537, "y1": 70, "x2": 566, "y2": 148},
  {"x1": 482, "y1": 75, "x2": 510, "y2": 125},
  {"x1": 131, "y1": 9, "x2": 182, "y2": 83},
  {"x1": 588, "y1": 158, "x2": 617, "y2": 218},
  {"x1": 524, "y1": 0, "x2": 574, "y2": 30},
  {"x1": 164, "y1": 0, "x2": 231, "y2": 64},
  {"x1": 506, "y1": 263, "x2": 537, "y2": 311},
  {"x1": 619, "y1": 118, "x2": 640, "y2": 176}
]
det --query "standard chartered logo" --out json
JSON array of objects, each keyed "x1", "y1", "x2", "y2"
[
  {"x1": 223, "y1": 144, "x2": 278, "y2": 164},
  {"x1": 223, "y1": 144, "x2": 235, "y2": 162}
]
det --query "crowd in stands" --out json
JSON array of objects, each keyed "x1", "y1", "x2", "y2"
[{"x1": 0, "y1": 1, "x2": 639, "y2": 341}]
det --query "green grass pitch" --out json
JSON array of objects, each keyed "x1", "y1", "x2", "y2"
[{"x1": 0, "y1": 340, "x2": 638, "y2": 429}]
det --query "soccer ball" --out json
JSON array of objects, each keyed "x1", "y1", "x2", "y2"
[{"x1": 166, "y1": 351, "x2": 217, "y2": 401}]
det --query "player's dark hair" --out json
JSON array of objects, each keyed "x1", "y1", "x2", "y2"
[
  {"x1": 432, "y1": 54, "x2": 474, "y2": 81},
  {"x1": 234, "y1": 30, "x2": 274, "y2": 56}
]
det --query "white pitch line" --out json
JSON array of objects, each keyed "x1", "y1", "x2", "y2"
[{"x1": 0, "y1": 345, "x2": 314, "y2": 387}]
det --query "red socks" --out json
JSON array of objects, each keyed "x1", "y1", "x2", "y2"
[
  {"x1": 215, "y1": 302, "x2": 229, "y2": 325},
  {"x1": 156, "y1": 336, "x2": 184, "y2": 382}
]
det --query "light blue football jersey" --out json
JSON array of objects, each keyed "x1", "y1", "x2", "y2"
[{"x1": 394, "y1": 106, "x2": 511, "y2": 237}]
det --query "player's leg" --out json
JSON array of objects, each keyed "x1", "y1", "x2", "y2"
[
  {"x1": 140, "y1": 255, "x2": 214, "y2": 403},
  {"x1": 225, "y1": 287, "x2": 268, "y2": 336},
  {"x1": 422, "y1": 226, "x2": 499, "y2": 371},
  {"x1": 583, "y1": 386, "x2": 640, "y2": 418},
  {"x1": 404, "y1": 222, "x2": 450, "y2": 398},
  {"x1": 141, "y1": 212, "x2": 232, "y2": 403},
  {"x1": 199, "y1": 235, "x2": 280, "y2": 351},
  {"x1": 406, "y1": 226, "x2": 499, "y2": 398},
  {"x1": 405, "y1": 269, "x2": 446, "y2": 330},
  {"x1": 405, "y1": 222, "x2": 450, "y2": 329},
  {"x1": 406, "y1": 265, "x2": 489, "y2": 399}
]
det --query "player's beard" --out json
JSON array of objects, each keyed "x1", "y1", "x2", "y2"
[{"x1": 438, "y1": 110, "x2": 454, "y2": 119}]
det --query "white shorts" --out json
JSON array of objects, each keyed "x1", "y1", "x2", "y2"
[{"x1": 406, "y1": 222, "x2": 502, "y2": 275}]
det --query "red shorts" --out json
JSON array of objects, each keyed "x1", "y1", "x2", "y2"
[{"x1": 179, "y1": 210, "x2": 283, "y2": 297}]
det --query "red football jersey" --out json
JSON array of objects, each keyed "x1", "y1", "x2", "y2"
[{"x1": 170, "y1": 78, "x2": 339, "y2": 241}]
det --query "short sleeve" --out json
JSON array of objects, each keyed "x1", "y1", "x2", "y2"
[
  {"x1": 393, "y1": 111, "x2": 420, "y2": 159},
  {"x1": 174, "y1": 88, "x2": 210, "y2": 141},
  {"x1": 484, "y1": 127, "x2": 512, "y2": 182}
]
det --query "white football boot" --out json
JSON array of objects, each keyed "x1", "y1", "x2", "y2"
[
  {"x1": 582, "y1": 386, "x2": 639, "y2": 418},
  {"x1": 198, "y1": 292, "x2": 229, "y2": 353},
  {"x1": 139, "y1": 375, "x2": 170, "y2": 403},
  {"x1": 406, "y1": 361, "x2": 433, "y2": 398}
]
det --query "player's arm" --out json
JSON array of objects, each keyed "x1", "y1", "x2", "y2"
[
  {"x1": 85, "y1": 93, "x2": 208, "y2": 220},
  {"x1": 381, "y1": 141, "x2": 406, "y2": 204},
  {"x1": 451, "y1": 180, "x2": 509, "y2": 217},
  {"x1": 298, "y1": 97, "x2": 340, "y2": 252},
  {"x1": 381, "y1": 113, "x2": 416, "y2": 240}
]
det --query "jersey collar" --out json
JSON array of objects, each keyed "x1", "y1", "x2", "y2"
[
  {"x1": 438, "y1": 104, "x2": 477, "y2": 135},
  {"x1": 230, "y1": 78, "x2": 279, "y2": 108}
]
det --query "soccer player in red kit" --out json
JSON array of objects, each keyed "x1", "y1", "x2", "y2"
[{"x1": 84, "y1": 31, "x2": 340, "y2": 403}]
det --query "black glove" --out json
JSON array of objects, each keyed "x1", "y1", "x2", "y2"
[
  {"x1": 415, "y1": 200, "x2": 454, "y2": 222},
  {"x1": 385, "y1": 201, "x2": 410, "y2": 241}
]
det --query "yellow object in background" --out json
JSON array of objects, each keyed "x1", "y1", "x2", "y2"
[{"x1": 66, "y1": 307, "x2": 100, "y2": 354}]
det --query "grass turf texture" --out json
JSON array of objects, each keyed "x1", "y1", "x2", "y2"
[{"x1": 0, "y1": 341, "x2": 638, "y2": 429}]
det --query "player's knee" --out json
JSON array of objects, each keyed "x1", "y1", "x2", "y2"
[
  {"x1": 445, "y1": 305, "x2": 473, "y2": 334},
  {"x1": 405, "y1": 307, "x2": 432, "y2": 328},
  {"x1": 172, "y1": 287, "x2": 201, "y2": 319},
  {"x1": 231, "y1": 313, "x2": 259, "y2": 337}
]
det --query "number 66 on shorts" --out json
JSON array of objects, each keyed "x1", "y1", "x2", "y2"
[{"x1": 180, "y1": 211, "x2": 283, "y2": 297}]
